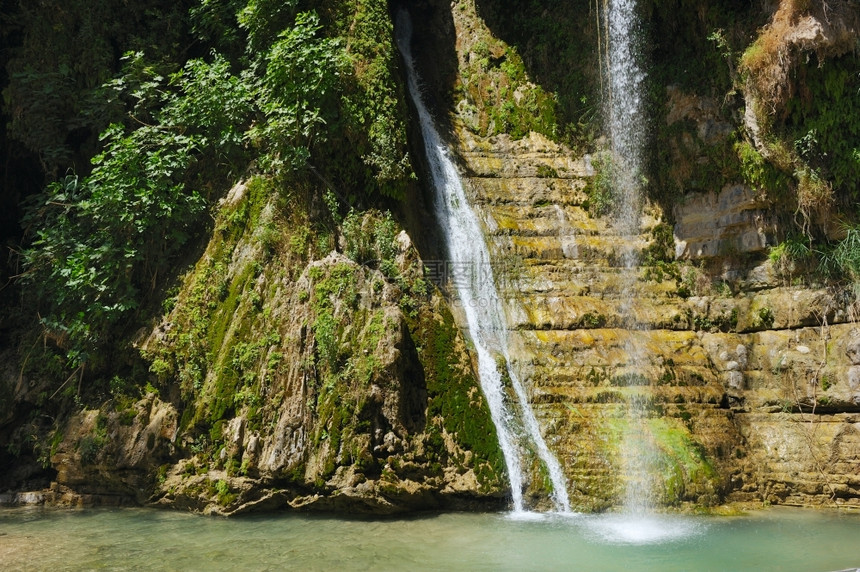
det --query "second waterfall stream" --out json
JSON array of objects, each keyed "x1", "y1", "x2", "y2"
[{"x1": 395, "y1": 10, "x2": 570, "y2": 514}]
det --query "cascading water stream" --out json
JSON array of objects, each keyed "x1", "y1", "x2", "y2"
[
  {"x1": 604, "y1": 0, "x2": 656, "y2": 514},
  {"x1": 395, "y1": 10, "x2": 570, "y2": 514}
]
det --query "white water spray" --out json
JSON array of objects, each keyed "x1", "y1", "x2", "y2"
[
  {"x1": 606, "y1": 0, "x2": 647, "y2": 241},
  {"x1": 396, "y1": 10, "x2": 570, "y2": 514},
  {"x1": 604, "y1": 0, "x2": 656, "y2": 514}
]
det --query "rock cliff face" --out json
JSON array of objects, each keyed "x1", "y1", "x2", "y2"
[
  {"x1": 459, "y1": 126, "x2": 860, "y2": 510},
  {"x1": 432, "y1": 0, "x2": 860, "y2": 510},
  {"x1": 3, "y1": 0, "x2": 859, "y2": 515}
]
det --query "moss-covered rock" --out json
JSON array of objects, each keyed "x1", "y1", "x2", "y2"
[{"x1": 120, "y1": 177, "x2": 504, "y2": 514}]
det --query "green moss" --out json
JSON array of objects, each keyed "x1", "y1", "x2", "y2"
[
  {"x1": 417, "y1": 304, "x2": 505, "y2": 490},
  {"x1": 310, "y1": 262, "x2": 359, "y2": 371},
  {"x1": 597, "y1": 413, "x2": 719, "y2": 506},
  {"x1": 642, "y1": 223, "x2": 681, "y2": 284},
  {"x1": 735, "y1": 140, "x2": 792, "y2": 199},
  {"x1": 473, "y1": 0, "x2": 601, "y2": 150},
  {"x1": 142, "y1": 173, "x2": 312, "y2": 440},
  {"x1": 536, "y1": 164, "x2": 558, "y2": 178},
  {"x1": 647, "y1": 417, "x2": 718, "y2": 505},
  {"x1": 580, "y1": 313, "x2": 606, "y2": 329},
  {"x1": 752, "y1": 306, "x2": 775, "y2": 330},
  {"x1": 609, "y1": 373, "x2": 650, "y2": 387},
  {"x1": 302, "y1": 263, "x2": 396, "y2": 480},
  {"x1": 456, "y1": 15, "x2": 560, "y2": 141},
  {"x1": 785, "y1": 57, "x2": 860, "y2": 201},
  {"x1": 211, "y1": 478, "x2": 236, "y2": 506},
  {"x1": 581, "y1": 154, "x2": 613, "y2": 217}
]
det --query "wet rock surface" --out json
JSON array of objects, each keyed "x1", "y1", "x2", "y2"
[{"x1": 449, "y1": 120, "x2": 860, "y2": 510}]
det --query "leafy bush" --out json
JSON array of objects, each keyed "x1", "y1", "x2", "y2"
[
  {"x1": 769, "y1": 235, "x2": 811, "y2": 278},
  {"x1": 246, "y1": 11, "x2": 346, "y2": 173},
  {"x1": 19, "y1": 3, "x2": 412, "y2": 359},
  {"x1": 819, "y1": 224, "x2": 860, "y2": 282},
  {"x1": 342, "y1": 210, "x2": 398, "y2": 267},
  {"x1": 21, "y1": 52, "x2": 253, "y2": 352},
  {"x1": 2, "y1": 0, "x2": 188, "y2": 174}
]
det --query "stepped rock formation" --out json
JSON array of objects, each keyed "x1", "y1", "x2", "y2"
[
  {"x1": 417, "y1": 0, "x2": 860, "y2": 510},
  {"x1": 448, "y1": 124, "x2": 860, "y2": 510}
]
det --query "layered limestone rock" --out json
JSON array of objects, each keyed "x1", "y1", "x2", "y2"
[
  {"x1": 447, "y1": 123, "x2": 860, "y2": 509},
  {"x1": 450, "y1": 127, "x2": 732, "y2": 510},
  {"x1": 427, "y1": 0, "x2": 860, "y2": 511}
]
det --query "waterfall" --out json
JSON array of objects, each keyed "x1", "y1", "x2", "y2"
[
  {"x1": 395, "y1": 10, "x2": 571, "y2": 514},
  {"x1": 606, "y1": 0, "x2": 646, "y2": 242},
  {"x1": 604, "y1": 0, "x2": 656, "y2": 513}
]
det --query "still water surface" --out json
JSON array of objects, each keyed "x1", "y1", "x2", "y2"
[{"x1": 1, "y1": 506, "x2": 859, "y2": 571}]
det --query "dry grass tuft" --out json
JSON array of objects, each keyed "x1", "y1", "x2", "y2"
[
  {"x1": 740, "y1": 0, "x2": 811, "y2": 114},
  {"x1": 742, "y1": 0, "x2": 859, "y2": 117},
  {"x1": 795, "y1": 168, "x2": 834, "y2": 231}
]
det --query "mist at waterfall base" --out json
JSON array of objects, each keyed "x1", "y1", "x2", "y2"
[
  {"x1": 3, "y1": 507, "x2": 860, "y2": 570},
  {"x1": 395, "y1": 10, "x2": 569, "y2": 514}
]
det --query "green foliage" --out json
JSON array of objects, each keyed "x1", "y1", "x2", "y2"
[
  {"x1": 20, "y1": 48, "x2": 259, "y2": 349},
  {"x1": 78, "y1": 415, "x2": 109, "y2": 464},
  {"x1": 642, "y1": 223, "x2": 680, "y2": 283},
  {"x1": 691, "y1": 307, "x2": 737, "y2": 333},
  {"x1": 582, "y1": 155, "x2": 613, "y2": 217},
  {"x1": 769, "y1": 235, "x2": 811, "y2": 279},
  {"x1": 22, "y1": 125, "x2": 204, "y2": 349},
  {"x1": 785, "y1": 57, "x2": 860, "y2": 200},
  {"x1": 752, "y1": 307, "x2": 775, "y2": 330},
  {"x1": 735, "y1": 140, "x2": 791, "y2": 197},
  {"x1": 19, "y1": 2, "x2": 413, "y2": 360},
  {"x1": 341, "y1": 209, "x2": 398, "y2": 266},
  {"x1": 536, "y1": 164, "x2": 558, "y2": 178},
  {"x1": 2, "y1": 0, "x2": 188, "y2": 173},
  {"x1": 609, "y1": 373, "x2": 650, "y2": 387},
  {"x1": 78, "y1": 436, "x2": 103, "y2": 465},
  {"x1": 247, "y1": 11, "x2": 346, "y2": 173},
  {"x1": 580, "y1": 313, "x2": 606, "y2": 329},
  {"x1": 191, "y1": 0, "x2": 246, "y2": 54},
  {"x1": 335, "y1": 0, "x2": 413, "y2": 198},
  {"x1": 819, "y1": 224, "x2": 860, "y2": 283},
  {"x1": 213, "y1": 478, "x2": 237, "y2": 505},
  {"x1": 238, "y1": 0, "x2": 299, "y2": 53}
]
